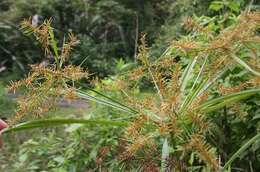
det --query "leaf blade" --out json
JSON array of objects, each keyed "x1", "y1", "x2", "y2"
[{"x1": 2, "y1": 118, "x2": 128, "y2": 134}]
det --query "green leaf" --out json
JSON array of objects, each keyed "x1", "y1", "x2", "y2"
[
  {"x1": 77, "y1": 91, "x2": 137, "y2": 114},
  {"x1": 209, "y1": 1, "x2": 224, "y2": 11},
  {"x1": 223, "y1": 133, "x2": 260, "y2": 170},
  {"x1": 231, "y1": 54, "x2": 260, "y2": 76},
  {"x1": 179, "y1": 56, "x2": 208, "y2": 112},
  {"x1": 180, "y1": 56, "x2": 198, "y2": 93},
  {"x1": 82, "y1": 86, "x2": 137, "y2": 113},
  {"x1": 161, "y1": 138, "x2": 169, "y2": 172},
  {"x1": 48, "y1": 25, "x2": 59, "y2": 59},
  {"x1": 196, "y1": 89, "x2": 260, "y2": 113},
  {"x1": 227, "y1": 2, "x2": 240, "y2": 12},
  {"x1": 2, "y1": 118, "x2": 128, "y2": 134}
]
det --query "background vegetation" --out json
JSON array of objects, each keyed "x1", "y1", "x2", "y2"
[{"x1": 0, "y1": 0, "x2": 260, "y2": 171}]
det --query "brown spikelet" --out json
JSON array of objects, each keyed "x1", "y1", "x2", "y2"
[
  {"x1": 157, "y1": 121, "x2": 170, "y2": 135},
  {"x1": 173, "y1": 39, "x2": 199, "y2": 53},
  {"x1": 189, "y1": 92, "x2": 209, "y2": 111},
  {"x1": 154, "y1": 57, "x2": 176, "y2": 69},
  {"x1": 11, "y1": 88, "x2": 58, "y2": 124},
  {"x1": 114, "y1": 76, "x2": 129, "y2": 91},
  {"x1": 205, "y1": 55, "x2": 231, "y2": 78},
  {"x1": 183, "y1": 16, "x2": 210, "y2": 35},
  {"x1": 153, "y1": 71, "x2": 167, "y2": 98},
  {"x1": 125, "y1": 115, "x2": 149, "y2": 139},
  {"x1": 8, "y1": 80, "x2": 23, "y2": 94},
  {"x1": 169, "y1": 116, "x2": 182, "y2": 135},
  {"x1": 183, "y1": 16, "x2": 197, "y2": 32},
  {"x1": 126, "y1": 135, "x2": 153, "y2": 156},
  {"x1": 247, "y1": 58, "x2": 260, "y2": 71},
  {"x1": 21, "y1": 18, "x2": 52, "y2": 55},
  {"x1": 63, "y1": 88, "x2": 77, "y2": 101},
  {"x1": 96, "y1": 146, "x2": 110, "y2": 165},
  {"x1": 206, "y1": 12, "x2": 260, "y2": 51},
  {"x1": 29, "y1": 64, "x2": 54, "y2": 75},
  {"x1": 142, "y1": 158, "x2": 160, "y2": 172},
  {"x1": 187, "y1": 112, "x2": 212, "y2": 134},
  {"x1": 61, "y1": 33, "x2": 80, "y2": 60},
  {"x1": 137, "y1": 34, "x2": 150, "y2": 66},
  {"x1": 189, "y1": 134, "x2": 219, "y2": 170},
  {"x1": 242, "y1": 12, "x2": 260, "y2": 21},
  {"x1": 128, "y1": 66, "x2": 145, "y2": 81},
  {"x1": 7, "y1": 72, "x2": 39, "y2": 93},
  {"x1": 248, "y1": 76, "x2": 260, "y2": 87},
  {"x1": 165, "y1": 156, "x2": 187, "y2": 172},
  {"x1": 229, "y1": 103, "x2": 248, "y2": 120},
  {"x1": 125, "y1": 95, "x2": 155, "y2": 113},
  {"x1": 166, "y1": 64, "x2": 181, "y2": 102},
  {"x1": 89, "y1": 76, "x2": 100, "y2": 87},
  {"x1": 159, "y1": 101, "x2": 172, "y2": 116},
  {"x1": 63, "y1": 65, "x2": 88, "y2": 80},
  {"x1": 218, "y1": 82, "x2": 248, "y2": 95}
]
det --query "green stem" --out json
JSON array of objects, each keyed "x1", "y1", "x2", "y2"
[{"x1": 222, "y1": 133, "x2": 260, "y2": 171}]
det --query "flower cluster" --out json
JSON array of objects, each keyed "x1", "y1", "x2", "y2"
[
  {"x1": 108, "y1": 12, "x2": 260, "y2": 170},
  {"x1": 8, "y1": 18, "x2": 88, "y2": 125}
]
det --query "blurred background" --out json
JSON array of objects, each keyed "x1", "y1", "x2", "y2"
[
  {"x1": 0, "y1": 0, "x2": 259, "y2": 171},
  {"x1": 0, "y1": 0, "x2": 215, "y2": 79}
]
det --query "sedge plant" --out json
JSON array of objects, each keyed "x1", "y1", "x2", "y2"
[{"x1": 2, "y1": 12, "x2": 260, "y2": 171}]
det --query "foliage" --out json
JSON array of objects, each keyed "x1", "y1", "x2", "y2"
[
  {"x1": 1, "y1": 1, "x2": 260, "y2": 172},
  {"x1": 0, "y1": 0, "x2": 200, "y2": 77},
  {"x1": 9, "y1": 127, "x2": 123, "y2": 171}
]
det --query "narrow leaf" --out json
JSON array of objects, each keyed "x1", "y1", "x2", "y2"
[
  {"x1": 180, "y1": 56, "x2": 198, "y2": 92},
  {"x1": 48, "y1": 25, "x2": 59, "y2": 59},
  {"x1": 77, "y1": 91, "x2": 136, "y2": 114},
  {"x1": 196, "y1": 89, "x2": 260, "y2": 113},
  {"x1": 231, "y1": 54, "x2": 260, "y2": 76},
  {"x1": 77, "y1": 84, "x2": 138, "y2": 113},
  {"x1": 2, "y1": 118, "x2": 128, "y2": 134},
  {"x1": 222, "y1": 133, "x2": 260, "y2": 170},
  {"x1": 161, "y1": 138, "x2": 169, "y2": 172}
]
